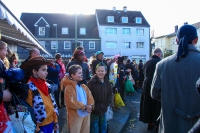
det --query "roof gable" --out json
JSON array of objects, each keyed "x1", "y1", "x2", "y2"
[
  {"x1": 95, "y1": 9, "x2": 150, "y2": 27},
  {"x1": 34, "y1": 17, "x2": 50, "y2": 27}
]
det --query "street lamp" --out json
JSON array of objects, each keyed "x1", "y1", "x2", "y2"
[{"x1": 53, "y1": 24, "x2": 58, "y2": 51}]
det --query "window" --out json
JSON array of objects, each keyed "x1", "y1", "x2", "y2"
[
  {"x1": 136, "y1": 42, "x2": 144, "y2": 48},
  {"x1": 39, "y1": 41, "x2": 45, "y2": 48},
  {"x1": 107, "y1": 16, "x2": 114, "y2": 22},
  {"x1": 80, "y1": 28, "x2": 86, "y2": 35},
  {"x1": 62, "y1": 27, "x2": 68, "y2": 34},
  {"x1": 122, "y1": 28, "x2": 130, "y2": 35},
  {"x1": 106, "y1": 41, "x2": 117, "y2": 48},
  {"x1": 136, "y1": 29, "x2": 144, "y2": 35},
  {"x1": 89, "y1": 42, "x2": 95, "y2": 49},
  {"x1": 77, "y1": 41, "x2": 83, "y2": 47},
  {"x1": 51, "y1": 41, "x2": 58, "y2": 49},
  {"x1": 135, "y1": 17, "x2": 142, "y2": 24},
  {"x1": 105, "y1": 28, "x2": 117, "y2": 35},
  {"x1": 64, "y1": 41, "x2": 71, "y2": 49},
  {"x1": 122, "y1": 17, "x2": 128, "y2": 23},
  {"x1": 172, "y1": 38, "x2": 177, "y2": 45},
  {"x1": 39, "y1": 27, "x2": 45, "y2": 35},
  {"x1": 123, "y1": 42, "x2": 131, "y2": 48}
]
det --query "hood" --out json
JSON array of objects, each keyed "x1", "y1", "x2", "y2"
[{"x1": 60, "y1": 75, "x2": 76, "y2": 90}]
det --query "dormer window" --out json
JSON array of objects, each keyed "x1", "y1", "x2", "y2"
[
  {"x1": 62, "y1": 27, "x2": 68, "y2": 34},
  {"x1": 135, "y1": 17, "x2": 142, "y2": 24},
  {"x1": 39, "y1": 27, "x2": 45, "y2": 35},
  {"x1": 122, "y1": 17, "x2": 128, "y2": 23},
  {"x1": 80, "y1": 28, "x2": 86, "y2": 35},
  {"x1": 107, "y1": 16, "x2": 114, "y2": 23}
]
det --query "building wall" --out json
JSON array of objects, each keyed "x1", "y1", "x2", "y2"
[{"x1": 98, "y1": 25, "x2": 150, "y2": 61}]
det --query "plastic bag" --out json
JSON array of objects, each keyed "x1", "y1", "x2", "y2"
[
  {"x1": 0, "y1": 102, "x2": 14, "y2": 133},
  {"x1": 124, "y1": 79, "x2": 135, "y2": 93},
  {"x1": 114, "y1": 91, "x2": 125, "y2": 107},
  {"x1": 105, "y1": 106, "x2": 113, "y2": 122}
]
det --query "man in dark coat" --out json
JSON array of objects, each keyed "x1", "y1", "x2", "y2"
[
  {"x1": 139, "y1": 48, "x2": 162, "y2": 131},
  {"x1": 138, "y1": 60, "x2": 144, "y2": 87}
]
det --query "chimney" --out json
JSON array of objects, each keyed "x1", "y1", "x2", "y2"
[
  {"x1": 184, "y1": 22, "x2": 188, "y2": 25},
  {"x1": 113, "y1": 7, "x2": 116, "y2": 11},
  {"x1": 175, "y1": 25, "x2": 178, "y2": 33},
  {"x1": 123, "y1": 6, "x2": 127, "y2": 12}
]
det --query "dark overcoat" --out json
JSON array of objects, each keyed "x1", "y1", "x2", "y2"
[
  {"x1": 151, "y1": 45, "x2": 200, "y2": 133},
  {"x1": 139, "y1": 55, "x2": 161, "y2": 123}
]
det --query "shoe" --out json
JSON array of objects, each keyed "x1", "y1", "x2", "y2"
[{"x1": 147, "y1": 124, "x2": 154, "y2": 130}]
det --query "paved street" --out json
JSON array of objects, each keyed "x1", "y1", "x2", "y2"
[{"x1": 124, "y1": 88, "x2": 158, "y2": 133}]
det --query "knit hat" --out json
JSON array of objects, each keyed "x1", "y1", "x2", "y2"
[
  {"x1": 114, "y1": 54, "x2": 120, "y2": 59},
  {"x1": 95, "y1": 51, "x2": 104, "y2": 57},
  {"x1": 176, "y1": 24, "x2": 197, "y2": 62}
]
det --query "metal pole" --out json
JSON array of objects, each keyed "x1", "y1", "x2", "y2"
[{"x1": 75, "y1": 14, "x2": 77, "y2": 48}]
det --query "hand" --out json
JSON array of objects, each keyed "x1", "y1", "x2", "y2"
[
  {"x1": 2, "y1": 89, "x2": 12, "y2": 102},
  {"x1": 86, "y1": 105, "x2": 92, "y2": 113},
  {"x1": 115, "y1": 88, "x2": 118, "y2": 91},
  {"x1": 54, "y1": 123, "x2": 59, "y2": 132}
]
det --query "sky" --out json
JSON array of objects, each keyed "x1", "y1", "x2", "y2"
[{"x1": 2, "y1": 0, "x2": 200, "y2": 37}]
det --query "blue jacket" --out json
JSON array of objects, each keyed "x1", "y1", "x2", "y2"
[{"x1": 47, "y1": 63, "x2": 60, "y2": 85}]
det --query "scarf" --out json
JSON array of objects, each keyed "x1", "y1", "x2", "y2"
[
  {"x1": 176, "y1": 24, "x2": 197, "y2": 62},
  {"x1": 30, "y1": 76, "x2": 48, "y2": 96}
]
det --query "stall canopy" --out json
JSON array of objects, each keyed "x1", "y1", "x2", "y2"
[{"x1": 0, "y1": 1, "x2": 51, "y2": 56}]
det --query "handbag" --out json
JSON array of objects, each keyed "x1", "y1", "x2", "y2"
[
  {"x1": 8, "y1": 92, "x2": 36, "y2": 133},
  {"x1": 105, "y1": 106, "x2": 113, "y2": 122},
  {"x1": 9, "y1": 81, "x2": 29, "y2": 100},
  {"x1": 114, "y1": 90, "x2": 125, "y2": 107},
  {"x1": 124, "y1": 77, "x2": 135, "y2": 93}
]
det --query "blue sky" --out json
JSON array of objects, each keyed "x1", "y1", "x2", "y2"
[{"x1": 2, "y1": 0, "x2": 200, "y2": 37}]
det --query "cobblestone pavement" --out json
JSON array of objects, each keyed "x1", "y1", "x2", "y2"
[{"x1": 124, "y1": 88, "x2": 157, "y2": 133}]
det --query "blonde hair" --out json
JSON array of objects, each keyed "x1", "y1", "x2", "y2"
[{"x1": 3, "y1": 57, "x2": 10, "y2": 70}]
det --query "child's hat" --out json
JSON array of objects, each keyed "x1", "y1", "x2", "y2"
[
  {"x1": 21, "y1": 56, "x2": 50, "y2": 69},
  {"x1": 95, "y1": 51, "x2": 104, "y2": 57}
]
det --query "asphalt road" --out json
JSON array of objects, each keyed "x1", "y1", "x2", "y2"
[{"x1": 124, "y1": 88, "x2": 158, "y2": 133}]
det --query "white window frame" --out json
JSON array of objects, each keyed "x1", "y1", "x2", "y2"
[
  {"x1": 107, "y1": 16, "x2": 114, "y2": 22},
  {"x1": 122, "y1": 17, "x2": 128, "y2": 23},
  {"x1": 123, "y1": 42, "x2": 131, "y2": 49},
  {"x1": 105, "y1": 28, "x2": 117, "y2": 35},
  {"x1": 136, "y1": 29, "x2": 144, "y2": 36},
  {"x1": 62, "y1": 27, "x2": 68, "y2": 34},
  {"x1": 122, "y1": 28, "x2": 130, "y2": 35},
  {"x1": 135, "y1": 17, "x2": 142, "y2": 24},
  {"x1": 172, "y1": 38, "x2": 177, "y2": 45},
  {"x1": 51, "y1": 41, "x2": 58, "y2": 49},
  {"x1": 64, "y1": 41, "x2": 71, "y2": 49},
  {"x1": 80, "y1": 28, "x2": 86, "y2": 35},
  {"x1": 136, "y1": 42, "x2": 144, "y2": 48},
  {"x1": 105, "y1": 41, "x2": 117, "y2": 49},
  {"x1": 39, "y1": 41, "x2": 45, "y2": 48},
  {"x1": 89, "y1": 41, "x2": 95, "y2": 49},
  {"x1": 39, "y1": 27, "x2": 45, "y2": 35}
]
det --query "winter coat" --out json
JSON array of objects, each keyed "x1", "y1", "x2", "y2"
[
  {"x1": 151, "y1": 44, "x2": 200, "y2": 133},
  {"x1": 47, "y1": 63, "x2": 60, "y2": 85},
  {"x1": 66, "y1": 59, "x2": 90, "y2": 84},
  {"x1": 60, "y1": 76, "x2": 94, "y2": 129},
  {"x1": 139, "y1": 55, "x2": 161, "y2": 123},
  {"x1": 87, "y1": 75, "x2": 113, "y2": 116}
]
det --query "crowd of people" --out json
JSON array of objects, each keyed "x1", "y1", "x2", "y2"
[{"x1": 0, "y1": 24, "x2": 200, "y2": 133}]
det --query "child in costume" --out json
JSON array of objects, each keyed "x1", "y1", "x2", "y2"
[
  {"x1": 21, "y1": 56, "x2": 59, "y2": 133},
  {"x1": 60, "y1": 64, "x2": 94, "y2": 133},
  {"x1": 87, "y1": 62, "x2": 113, "y2": 133}
]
